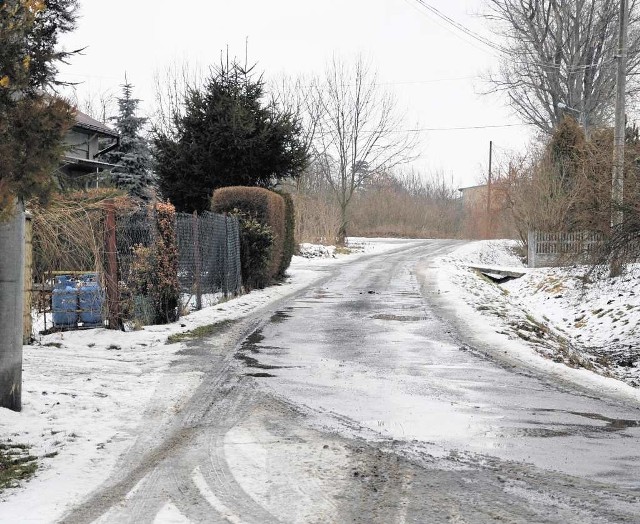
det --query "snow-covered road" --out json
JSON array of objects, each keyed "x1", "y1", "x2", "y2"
[
  {"x1": 223, "y1": 239, "x2": 640, "y2": 522},
  {"x1": 2, "y1": 239, "x2": 640, "y2": 523}
]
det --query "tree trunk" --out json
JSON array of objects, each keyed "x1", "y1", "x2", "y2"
[
  {"x1": 337, "y1": 203, "x2": 348, "y2": 246},
  {"x1": 0, "y1": 201, "x2": 25, "y2": 411}
]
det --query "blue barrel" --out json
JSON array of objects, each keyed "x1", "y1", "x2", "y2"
[
  {"x1": 52, "y1": 276, "x2": 78, "y2": 327},
  {"x1": 78, "y1": 274, "x2": 103, "y2": 326}
]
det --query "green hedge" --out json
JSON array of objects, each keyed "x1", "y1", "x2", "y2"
[
  {"x1": 212, "y1": 186, "x2": 285, "y2": 287},
  {"x1": 236, "y1": 214, "x2": 274, "y2": 290},
  {"x1": 275, "y1": 190, "x2": 296, "y2": 278}
]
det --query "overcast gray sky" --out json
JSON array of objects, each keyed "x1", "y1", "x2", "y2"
[{"x1": 59, "y1": 0, "x2": 535, "y2": 188}]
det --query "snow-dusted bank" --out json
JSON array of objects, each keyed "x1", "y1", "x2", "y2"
[
  {"x1": 434, "y1": 240, "x2": 640, "y2": 401},
  {"x1": 1, "y1": 238, "x2": 638, "y2": 520}
]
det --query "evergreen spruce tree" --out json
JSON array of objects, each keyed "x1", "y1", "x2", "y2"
[
  {"x1": 153, "y1": 60, "x2": 307, "y2": 212},
  {"x1": 104, "y1": 81, "x2": 154, "y2": 200}
]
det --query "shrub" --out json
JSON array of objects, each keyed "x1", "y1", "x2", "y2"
[
  {"x1": 290, "y1": 192, "x2": 341, "y2": 244},
  {"x1": 275, "y1": 190, "x2": 296, "y2": 278},
  {"x1": 234, "y1": 212, "x2": 274, "y2": 290},
  {"x1": 212, "y1": 186, "x2": 285, "y2": 281},
  {"x1": 151, "y1": 202, "x2": 180, "y2": 323},
  {"x1": 129, "y1": 202, "x2": 180, "y2": 324}
]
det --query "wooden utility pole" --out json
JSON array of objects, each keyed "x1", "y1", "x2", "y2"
[
  {"x1": 23, "y1": 213, "x2": 33, "y2": 344},
  {"x1": 486, "y1": 140, "x2": 493, "y2": 239},
  {"x1": 104, "y1": 201, "x2": 122, "y2": 330},
  {"x1": 612, "y1": 0, "x2": 629, "y2": 228}
]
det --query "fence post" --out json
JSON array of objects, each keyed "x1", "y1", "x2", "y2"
[
  {"x1": 222, "y1": 216, "x2": 229, "y2": 296},
  {"x1": 192, "y1": 211, "x2": 202, "y2": 310},
  {"x1": 103, "y1": 201, "x2": 122, "y2": 330},
  {"x1": 527, "y1": 230, "x2": 535, "y2": 268}
]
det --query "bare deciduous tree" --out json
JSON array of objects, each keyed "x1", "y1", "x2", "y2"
[
  {"x1": 312, "y1": 56, "x2": 416, "y2": 241},
  {"x1": 151, "y1": 61, "x2": 204, "y2": 139},
  {"x1": 68, "y1": 87, "x2": 117, "y2": 124},
  {"x1": 498, "y1": 117, "x2": 640, "y2": 247},
  {"x1": 270, "y1": 75, "x2": 322, "y2": 165},
  {"x1": 502, "y1": 151, "x2": 580, "y2": 240},
  {"x1": 486, "y1": 0, "x2": 640, "y2": 134}
]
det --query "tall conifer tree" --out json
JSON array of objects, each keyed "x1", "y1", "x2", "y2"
[
  {"x1": 153, "y1": 60, "x2": 307, "y2": 212},
  {"x1": 105, "y1": 80, "x2": 154, "y2": 200}
]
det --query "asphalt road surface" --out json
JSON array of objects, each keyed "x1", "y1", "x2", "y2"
[{"x1": 60, "y1": 240, "x2": 640, "y2": 523}]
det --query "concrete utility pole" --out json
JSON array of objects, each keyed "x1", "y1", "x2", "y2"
[
  {"x1": 612, "y1": 0, "x2": 629, "y2": 228},
  {"x1": 0, "y1": 201, "x2": 25, "y2": 411},
  {"x1": 486, "y1": 140, "x2": 493, "y2": 239}
]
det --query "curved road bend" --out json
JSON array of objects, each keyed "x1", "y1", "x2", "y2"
[{"x1": 61, "y1": 240, "x2": 640, "y2": 524}]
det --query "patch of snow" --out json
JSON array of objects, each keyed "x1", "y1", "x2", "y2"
[
  {"x1": 445, "y1": 239, "x2": 525, "y2": 268},
  {"x1": 298, "y1": 243, "x2": 336, "y2": 258},
  {"x1": 503, "y1": 263, "x2": 640, "y2": 383},
  {"x1": 152, "y1": 502, "x2": 191, "y2": 524}
]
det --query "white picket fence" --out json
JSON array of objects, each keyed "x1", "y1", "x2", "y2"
[{"x1": 527, "y1": 231, "x2": 604, "y2": 268}]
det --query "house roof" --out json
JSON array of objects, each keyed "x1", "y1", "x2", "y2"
[
  {"x1": 73, "y1": 110, "x2": 118, "y2": 138},
  {"x1": 60, "y1": 156, "x2": 119, "y2": 174}
]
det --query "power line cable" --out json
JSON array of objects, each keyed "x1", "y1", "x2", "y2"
[
  {"x1": 411, "y1": 0, "x2": 508, "y2": 55},
  {"x1": 403, "y1": 0, "x2": 502, "y2": 58},
  {"x1": 409, "y1": 0, "x2": 617, "y2": 72},
  {"x1": 383, "y1": 123, "x2": 535, "y2": 133}
]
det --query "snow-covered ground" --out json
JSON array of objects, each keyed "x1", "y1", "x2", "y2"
[
  {"x1": 1, "y1": 237, "x2": 638, "y2": 520},
  {"x1": 0, "y1": 238, "x2": 411, "y2": 521},
  {"x1": 438, "y1": 240, "x2": 640, "y2": 389}
]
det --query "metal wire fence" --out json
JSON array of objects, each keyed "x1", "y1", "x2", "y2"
[
  {"x1": 114, "y1": 209, "x2": 241, "y2": 320},
  {"x1": 116, "y1": 210, "x2": 153, "y2": 285},
  {"x1": 114, "y1": 210, "x2": 155, "y2": 324},
  {"x1": 175, "y1": 211, "x2": 242, "y2": 309},
  {"x1": 32, "y1": 203, "x2": 242, "y2": 331}
]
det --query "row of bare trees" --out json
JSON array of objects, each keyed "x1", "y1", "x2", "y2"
[
  {"x1": 480, "y1": 0, "x2": 640, "y2": 267},
  {"x1": 284, "y1": 166, "x2": 463, "y2": 243},
  {"x1": 481, "y1": 117, "x2": 640, "y2": 262}
]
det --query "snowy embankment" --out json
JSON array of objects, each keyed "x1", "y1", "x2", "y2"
[
  {"x1": 437, "y1": 240, "x2": 640, "y2": 392},
  {"x1": 1, "y1": 237, "x2": 639, "y2": 520}
]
